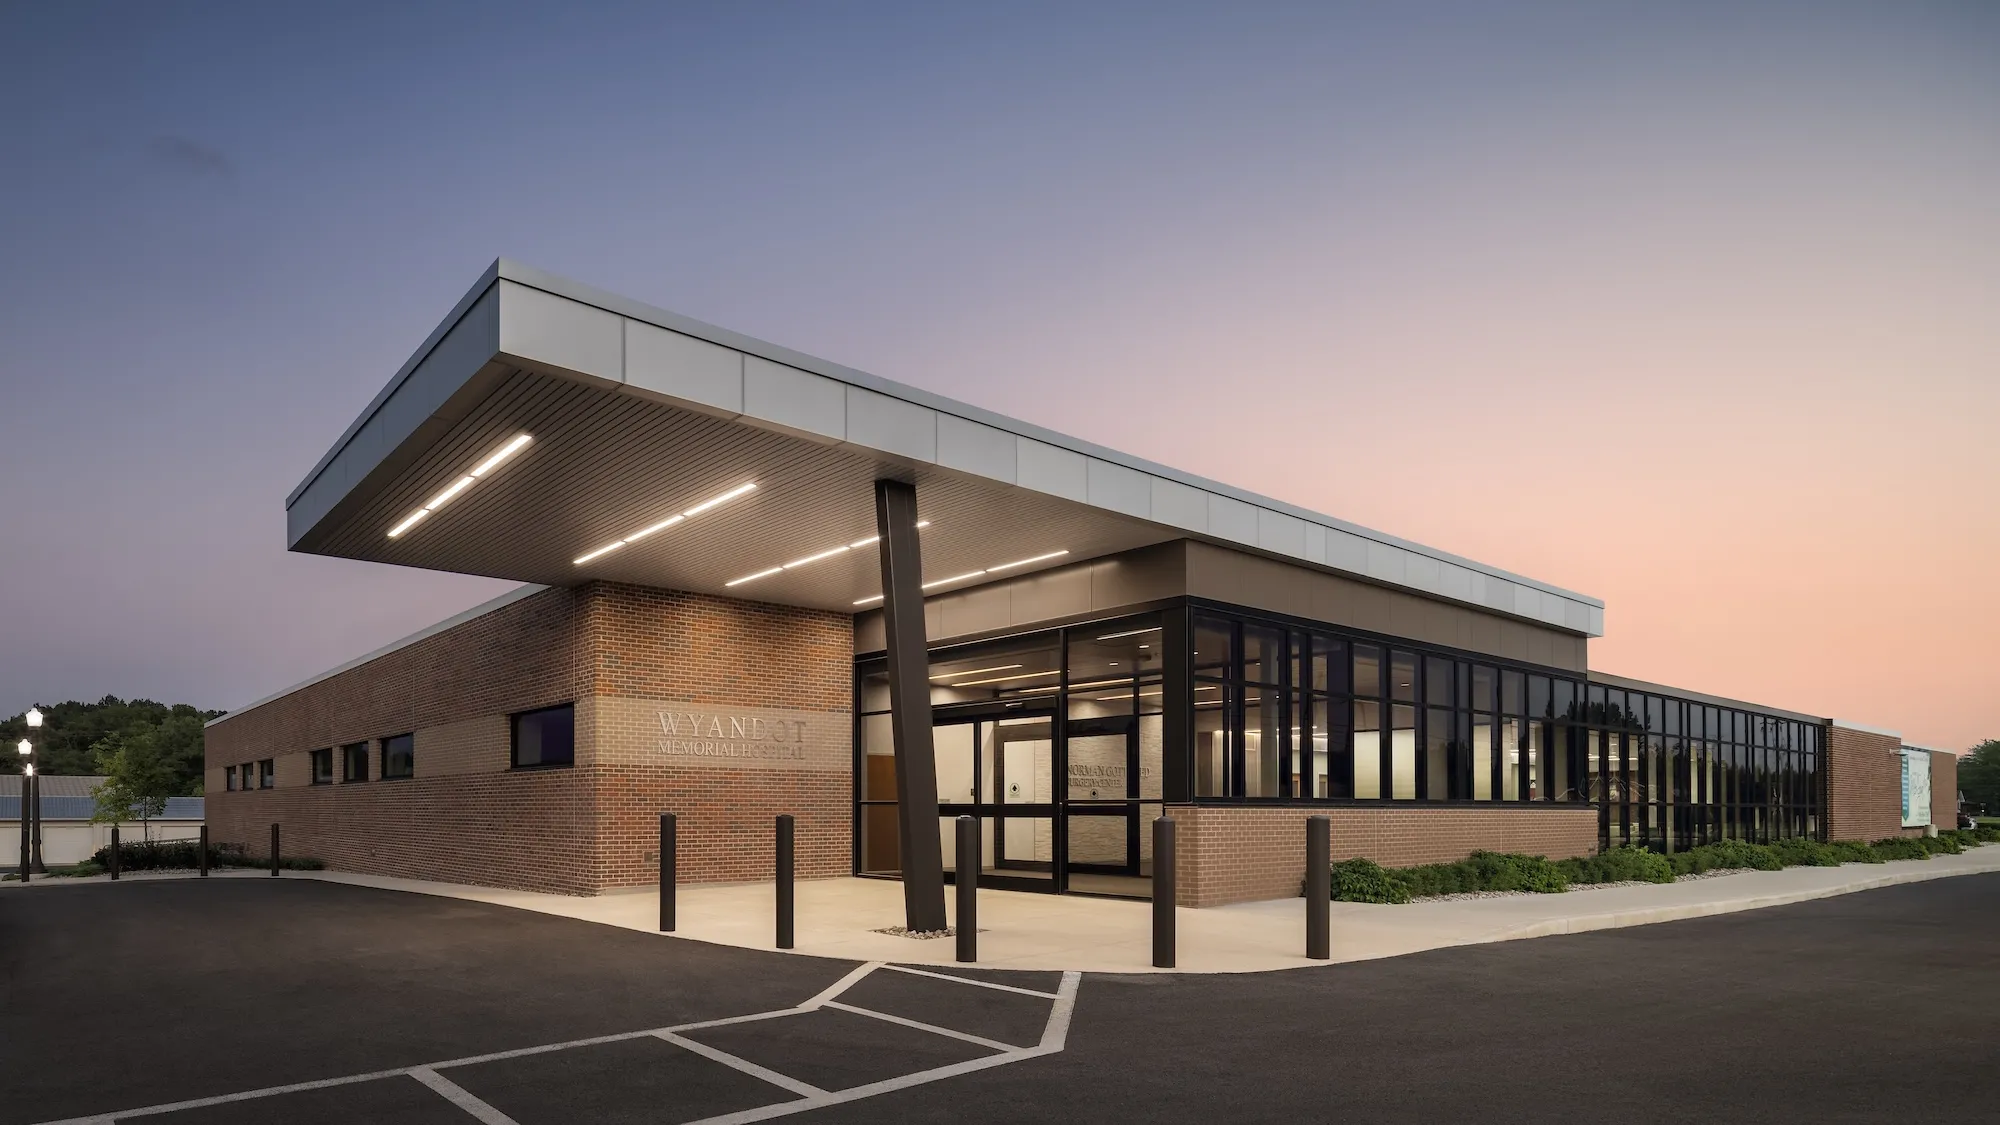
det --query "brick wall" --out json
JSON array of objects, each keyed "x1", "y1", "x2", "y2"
[
  {"x1": 1931, "y1": 750, "x2": 1959, "y2": 830},
  {"x1": 583, "y1": 583, "x2": 852, "y2": 889},
  {"x1": 1163, "y1": 805, "x2": 1601, "y2": 907},
  {"x1": 204, "y1": 582, "x2": 854, "y2": 895},
  {"x1": 1824, "y1": 725, "x2": 1917, "y2": 842}
]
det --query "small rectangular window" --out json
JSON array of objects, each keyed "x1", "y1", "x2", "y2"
[
  {"x1": 512, "y1": 704, "x2": 576, "y2": 769},
  {"x1": 380, "y1": 734, "x2": 414, "y2": 780},
  {"x1": 225, "y1": 765, "x2": 237, "y2": 791},
  {"x1": 342, "y1": 742, "x2": 368, "y2": 782},
  {"x1": 310, "y1": 748, "x2": 333, "y2": 785},
  {"x1": 258, "y1": 759, "x2": 275, "y2": 789}
]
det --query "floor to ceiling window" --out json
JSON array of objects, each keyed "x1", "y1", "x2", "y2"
[{"x1": 857, "y1": 599, "x2": 1824, "y2": 882}]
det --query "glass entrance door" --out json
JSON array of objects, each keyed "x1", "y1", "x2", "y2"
[
  {"x1": 1064, "y1": 713, "x2": 1161, "y2": 898},
  {"x1": 936, "y1": 712, "x2": 1057, "y2": 892}
]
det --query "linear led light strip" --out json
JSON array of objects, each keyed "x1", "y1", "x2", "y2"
[
  {"x1": 573, "y1": 482, "x2": 758, "y2": 565},
  {"x1": 852, "y1": 549, "x2": 1070, "y2": 606},
  {"x1": 387, "y1": 433, "x2": 533, "y2": 539},
  {"x1": 724, "y1": 521, "x2": 932, "y2": 588},
  {"x1": 930, "y1": 663, "x2": 1022, "y2": 680}
]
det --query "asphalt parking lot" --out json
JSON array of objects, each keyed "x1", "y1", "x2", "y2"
[{"x1": 4, "y1": 873, "x2": 1996, "y2": 1124}]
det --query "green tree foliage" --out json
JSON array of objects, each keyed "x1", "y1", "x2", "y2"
[
  {"x1": 1959, "y1": 739, "x2": 2000, "y2": 816},
  {"x1": 90, "y1": 728, "x2": 179, "y2": 841},
  {"x1": 1, "y1": 696, "x2": 220, "y2": 795}
]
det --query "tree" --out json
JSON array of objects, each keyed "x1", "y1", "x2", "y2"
[
  {"x1": 90, "y1": 729, "x2": 178, "y2": 842},
  {"x1": 2, "y1": 697, "x2": 221, "y2": 795},
  {"x1": 1959, "y1": 739, "x2": 2000, "y2": 818}
]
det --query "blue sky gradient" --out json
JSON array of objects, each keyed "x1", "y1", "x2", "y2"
[{"x1": 2, "y1": 2, "x2": 1994, "y2": 745}]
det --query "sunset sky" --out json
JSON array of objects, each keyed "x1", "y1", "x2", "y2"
[{"x1": 1, "y1": 2, "x2": 1993, "y2": 749}]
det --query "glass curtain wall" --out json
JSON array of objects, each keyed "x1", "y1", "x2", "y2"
[
  {"x1": 1179, "y1": 606, "x2": 1825, "y2": 851},
  {"x1": 857, "y1": 602, "x2": 1825, "y2": 871}
]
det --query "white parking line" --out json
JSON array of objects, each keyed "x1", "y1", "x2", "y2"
[
  {"x1": 881, "y1": 963, "x2": 1062, "y2": 998},
  {"x1": 409, "y1": 1067, "x2": 522, "y2": 1125},
  {"x1": 799, "y1": 960, "x2": 883, "y2": 1007},
  {"x1": 823, "y1": 1000, "x2": 1020, "y2": 1053},
  {"x1": 31, "y1": 964, "x2": 1083, "y2": 1125},
  {"x1": 1039, "y1": 971, "x2": 1083, "y2": 1050},
  {"x1": 678, "y1": 972, "x2": 1085, "y2": 1125},
  {"x1": 655, "y1": 1031, "x2": 826, "y2": 1099}
]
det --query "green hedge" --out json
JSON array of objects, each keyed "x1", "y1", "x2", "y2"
[
  {"x1": 1558, "y1": 845, "x2": 1674, "y2": 885},
  {"x1": 1329, "y1": 857, "x2": 1411, "y2": 904},
  {"x1": 1320, "y1": 832, "x2": 1986, "y2": 904},
  {"x1": 87, "y1": 840, "x2": 325, "y2": 872}
]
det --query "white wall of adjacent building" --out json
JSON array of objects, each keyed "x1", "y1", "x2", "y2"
[{"x1": 1, "y1": 820, "x2": 204, "y2": 867}]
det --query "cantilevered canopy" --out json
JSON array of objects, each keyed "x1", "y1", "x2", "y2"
[{"x1": 287, "y1": 260, "x2": 1605, "y2": 633}]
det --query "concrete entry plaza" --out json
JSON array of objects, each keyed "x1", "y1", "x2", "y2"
[
  {"x1": 283, "y1": 844, "x2": 2000, "y2": 973},
  {"x1": 7, "y1": 873, "x2": 2000, "y2": 1125}
]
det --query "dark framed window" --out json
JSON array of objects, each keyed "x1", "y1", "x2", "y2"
[
  {"x1": 342, "y1": 742, "x2": 368, "y2": 782},
  {"x1": 511, "y1": 704, "x2": 576, "y2": 769},
  {"x1": 224, "y1": 765, "x2": 237, "y2": 791},
  {"x1": 380, "y1": 734, "x2": 414, "y2": 780},
  {"x1": 258, "y1": 759, "x2": 275, "y2": 789},
  {"x1": 309, "y1": 748, "x2": 333, "y2": 785}
]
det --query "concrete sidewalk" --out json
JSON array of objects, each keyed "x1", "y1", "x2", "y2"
[{"x1": 271, "y1": 844, "x2": 2000, "y2": 974}]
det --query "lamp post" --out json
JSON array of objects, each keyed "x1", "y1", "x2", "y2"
[
  {"x1": 14, "y1": 738, "x2": 28, "y2": 882},
  {"x1": 24, "y1": 708, "x2": 44, "y2": 874}
]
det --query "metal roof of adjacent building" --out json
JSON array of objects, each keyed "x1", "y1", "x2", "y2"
[{"x1": 0, "y1": 795, "x2": 205, "y2": 822}]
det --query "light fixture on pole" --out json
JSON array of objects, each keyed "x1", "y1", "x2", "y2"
[
  {"x1": 13, "y1": 738, "x2": 27, "y2": 883},
  {"x1": 22, "y1": 708, "x2": 43, "y2": 875}
]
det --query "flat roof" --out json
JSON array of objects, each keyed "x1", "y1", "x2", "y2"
[
  {"x1": 284, "y1": 260, "x2": 1604, "y2": 636},
  {"x1": 1587, "y1": 670, "x2": 1826, "y2": 726}
]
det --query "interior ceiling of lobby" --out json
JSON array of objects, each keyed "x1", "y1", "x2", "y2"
[{"x1": 302, "y1": 366, "x2": 1172, "y2": 612}]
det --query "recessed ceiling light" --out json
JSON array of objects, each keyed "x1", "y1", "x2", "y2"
[
  {"x1": 783, "y1": 546, "x2": 851, "y2": 569},
  {"x1": 724, "y1": 567, "x2": 784, "y2": 588},
  {"x1": 921, "y1": 570, "x2": 989, "y2": 590},
  {"x1": 930, "y1": 664, "x2": 1024, "y2": 680},
  {"x1": 983, "y1": 550, "x2": 1069, "y2": 573},
  {"x1": 575, "y1": 481, "x2": 756, "y2": 566},
  {"x1": 728, "y1": 522, "x2": 929, "y2": 589},
  {"x1": 469, "y1": 433, "x2": 533, "y2": 478},
  {"x1": 387, "y1": 433, "x2": 534, "y2": 539},
  {"x1": 948, "y1": 669, "x2": 1061, "y2": 687}
]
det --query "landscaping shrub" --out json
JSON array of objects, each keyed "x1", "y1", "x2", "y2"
[
  {"x1": 1414, "y1": 851, "x2": 1567, "y2": 895},
  {"x1": 1825, "y1": 840, "x2": 1884, "y2": 864},
  {"x1": 1769, "y1": 837, "x2": 1842, "y2": 867},
  {"x1": 1973, "y1": 824, "x2": 2000, "y2": 844},
  {"x1": 86, "y1": 839, "x2": 325, "y2": 872},
  {"x1": 1921, "y1": 833, "x2": 1962, "y2": 856},
  {"x1": 1669, "y1": 840, "x2": 1783, "y2": 876},
  {"x1": 1322, "y1": 825, "x2": 1985, "y2": 906},
  {"x1": 90, "y1": 839, "x2": 210, "y2": 871},
  {"x1": 1867, "y1": 837, "x2": 1932, "y2": 861},
  {"x1": 1558, "y1": 845, "x2": 1674, "y2": 885},
  {"x1": 51, "y1": 862, "x2": 105, "y2": 878},
  {"x1": 1329, "y1": 857, "x2": 1409, "y2": 904}
]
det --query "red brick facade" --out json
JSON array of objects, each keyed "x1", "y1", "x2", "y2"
[
  {"x1": 1164, "y1": 805, "x2": 1601, "y2": 907},
  {"x1": 204, "y1": 583, "x2": 853, "y2": 895},
  {"x1": 215, "y1": 582, "x2": 1918, "y2": 906},
  {"x1": 1824, "y1": 724, "x2": 1921, "y2": 842}
]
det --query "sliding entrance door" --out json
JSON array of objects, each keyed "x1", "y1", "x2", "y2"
[{"x1": 935, "y1": 710, "x2": 1057, "y2": 892}]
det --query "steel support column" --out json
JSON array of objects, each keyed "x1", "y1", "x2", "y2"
[{"x1": 875, "y1": 478, "x2": 948, "y2": 933}]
